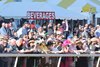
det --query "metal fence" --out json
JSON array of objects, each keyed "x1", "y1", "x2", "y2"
[
  {"x1": 0, "y1": 54, "x2": 100, "y2": 57},
  {"x1": 0, "y1": 54, "x2": 100, "y2": 67}
]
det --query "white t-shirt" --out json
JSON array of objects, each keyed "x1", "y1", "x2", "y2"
[{"x1": 17, "y1": 27, "x2": 22, "y2": 37}]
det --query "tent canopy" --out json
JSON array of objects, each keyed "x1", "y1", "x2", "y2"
[
  {"x1": 5, "y1": 0, "x2": 13, "y2": 4},
  {"x1": 96, "y1": 13, "x2": 100, "y2": 18},
  {"x1": 82, "y1": 3, "x2": 96, "y2": 13},
  {"x1": 0, "y1": 2, "x2": 87, "y2": 19}
]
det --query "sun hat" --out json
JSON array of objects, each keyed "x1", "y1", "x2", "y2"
[{"x1": 62, "y1": 39, "x2": 71, "y2": 47}]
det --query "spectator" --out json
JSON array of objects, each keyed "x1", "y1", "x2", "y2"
[
  {"x1": 12, "y1": 31, "x2": 19, "y2": 40},
  {"x1": 0, "y1": 38, "x2": 10, "y2": 67},
  {"x1": 8, "y1": 39, "x2": 18, "y2": 53},
  {"x1": 11, "y1": 18, "x2": 18, "y2": 31},
  {"x1": 81, "y1": 27, "x2": 88, "y2": 39},
  {"x1": 75, "y1": 41, "x2": 88, "y2": 67},
  {"x1": 5, "y1": 23, "x2": 12, "y2": 37},
  {"x1": 0, "y1": 23, "x2": 8, "y2": 37},
  {"x1": 37, "y1": 27, "x2": 45, "y2": 37},
  {"x1": 17, "y1": 23, "x2": 29, "y2": 38},
  {"x1": 60, "y1": 39, "x2": 73, "y2": 67},
  {"x1": 30, "y1": 21, "x2": 36, "y2": 30},
  {"x1": 88, "y1": 37, "x2": 100, "y2": 67},
  {"x1": 16, "y1": 38, "x2": 25, "y2": 67},
  {"x1": 62, "y1": 19, "x2": 69, "y2": 39},
  {"x1": 0, "y1": 17, "x2": 100, "y2": 67},
  {"x1": 47, "y1": 22, "x2": 54, "y2": 35},
  {"x1": 95, "y1": 25, "x2": 100, "y2": 38}
]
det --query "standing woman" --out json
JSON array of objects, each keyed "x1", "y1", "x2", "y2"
[
  {"x1": 60, "y1": 39, "x2": 73, "y2": 67},
  {"x1": 24, "y1": 38, "x2": 38, "y2": 67},
  {"x1": 16, "y1": 38, "x2": 25, "y2": 67},
  {"x1": 75, "y1": 41, "x2": 88, "y2": 67}
]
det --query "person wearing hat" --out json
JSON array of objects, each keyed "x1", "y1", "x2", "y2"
[
  {"x1": 88, "y1": 37, "x2": 100, "y2": 67},
  {"x1": 89, "y1": 37, "x2": 99, "y2": 52},
  {"x1": 22, "y1": 38, "x2": 36, "y2": 53},
  {"x1": 75, "y1": 40, "x2": 88, "y2": 67},
  {"x1": 75, "y1": 41, "x2": 83, "y2": 51},
  {"x1": 25, "y1": 38, "x2": 39, "y2": 67},
  {"x1": 60, "y1": 39, "x2": 73, "y2": 67}
]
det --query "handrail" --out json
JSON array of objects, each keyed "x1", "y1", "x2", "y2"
[
  {"x1": 0, "y1": 53, "x2": 99, "y2": 67},
  {"x1": 0, "y1": 53, "x2": 100, "y2": 57}
]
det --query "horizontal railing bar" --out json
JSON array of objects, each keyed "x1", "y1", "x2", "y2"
[{"x1": 0, "y1": 54, "x2": 100, "y2": 57}]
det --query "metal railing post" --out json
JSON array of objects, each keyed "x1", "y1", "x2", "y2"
[{"x1": 14, "y1": 56, "x2": 18, "y2": 67}]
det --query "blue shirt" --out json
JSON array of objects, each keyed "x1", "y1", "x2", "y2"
[
  {"x1": 0, "y1": 27, "x2": 7, "y2": 36},
  {"x1": 95, "y1": 29, "x2": 100, "y2": 37}
]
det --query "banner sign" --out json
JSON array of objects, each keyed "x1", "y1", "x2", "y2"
[{"x1": 27, "y1": 11, "x2": 55, "y2": 20}]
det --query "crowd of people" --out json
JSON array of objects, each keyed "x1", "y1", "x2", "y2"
[{"x1": 0, "y1": 18, "x2": 100, "y2": 67}]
